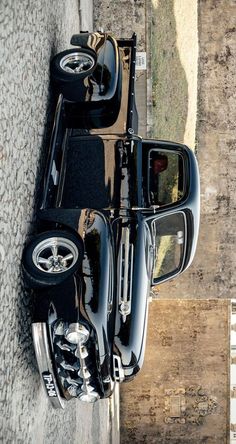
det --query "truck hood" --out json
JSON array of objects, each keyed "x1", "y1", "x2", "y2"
[{"x1": 79, "y1": 210, "x2": 114, "y2": 360}]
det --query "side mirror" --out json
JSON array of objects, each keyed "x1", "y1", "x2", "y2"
[{"x1": 176, "y1": 230, "x2": 184, "y2": 244}]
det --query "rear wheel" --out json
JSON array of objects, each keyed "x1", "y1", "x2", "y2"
[
  {"x1": 22, "y1": 230, "x2": 83, "y2": 288},
  {"x1": 51, "y1": 48, "x2": 96, "y2": 100}
]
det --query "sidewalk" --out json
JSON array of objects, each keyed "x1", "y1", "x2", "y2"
[
  {"x1": 79, "y1": 0, "x2": 93, "y2": 31},
  {"x1": 109, "y1": 384, "x2": 120, "y2": 444}
]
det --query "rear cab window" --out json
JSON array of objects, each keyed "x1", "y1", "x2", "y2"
[{"x1": 148, "y1": 149, "x2": 184, "y2": 207}]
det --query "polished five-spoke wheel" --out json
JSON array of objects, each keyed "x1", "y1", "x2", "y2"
[
  {"x1": 32, "y1": 237, "x2": 79, "y2": 274},
  {"x1": 50, "y1": 48, "x2": 97, "y2": 101},
  {"x1": 59, "y1": 52, "x2": 95, "y2": 75},
  {"x1": 22, "y1": 231, "x2": 83, "y2": 287}
]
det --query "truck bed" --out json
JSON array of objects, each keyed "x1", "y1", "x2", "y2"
[{"x1": 61, "y1": 135, "x2": 118, "y2": 209}]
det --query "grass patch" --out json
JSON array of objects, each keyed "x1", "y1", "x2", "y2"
[{"x1": 150, "y1": 0, "x2": 188, "y2": 142}]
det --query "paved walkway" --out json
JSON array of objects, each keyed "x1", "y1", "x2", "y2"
[
  {"x1": 0, "y1": 0, "x2": 119, "y2": 442},
  {"x1": 80, "y1": 0, "x2": 93, "y2": 32}
]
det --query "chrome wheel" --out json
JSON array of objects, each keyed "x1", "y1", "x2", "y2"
[
  {"x1": 59, "y1": 52, "x2": 95, "y2": 74},
  {"x1": 32, "y1": 237, "x2": 79, "y2": 274}
]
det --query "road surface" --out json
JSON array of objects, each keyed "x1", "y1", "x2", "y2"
[{"x1": 0, "y1": 1, "x2": 118, "y2": 443}]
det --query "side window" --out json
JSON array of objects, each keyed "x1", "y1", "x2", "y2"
[
  {"x1": 148, "y1": 150, "x2": 184, "y2": 207},
  {"x1": 152, "y1": 212, "x2": 186, "y2": 283}
]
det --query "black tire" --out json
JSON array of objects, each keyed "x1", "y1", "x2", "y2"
[
  {"x1": 51, "y1": 48, "x2": 97, "y2": 101},
  {"x1": 22, "y1": 230, "x2": 83, "y2": 288}
]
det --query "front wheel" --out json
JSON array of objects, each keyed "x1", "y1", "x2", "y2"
[{"x1": 22, "y1": 230, "x2": 83, "y2": 288}]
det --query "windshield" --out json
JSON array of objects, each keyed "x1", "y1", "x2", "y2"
[
  {"x1": 148, "y1": 149, "x2": 184, "y2": 207},
  {"x1": 152, "y1": 212, "x2": 186, "y2": 282}
]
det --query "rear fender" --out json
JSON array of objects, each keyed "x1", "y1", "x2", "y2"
[
  {"x1": 70, "y1": 32, "x2": 106, "y2": 53},
  {"x1": 66, "y1": 32, "x2": 122, "y2": 128}
]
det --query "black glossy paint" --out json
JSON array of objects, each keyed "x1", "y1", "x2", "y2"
[
  {"x1": 64, "y1": 32, "x2": 123, "y2": 129},
  {"x1": 36, "y1": 130, "x2": 200, "y2": 385},
  {"x1": 24, "y1": 32, "x2": 200, "y2": 400}
]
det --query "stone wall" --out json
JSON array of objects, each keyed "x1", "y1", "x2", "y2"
[
  {"x1": 93, "y1": 0, "x2": 235, "y2": 441},
  {"x1": 158, "y1": 0, "x2": 236, "y2": 300},
  {"x1": 120, "y1": 299, "x2": 229, "y2": 444},
  {"x1": 93, "y1": 0, "x2": 146, "y2": 47},
  {"x1": 119, "y1": 0, "x2": 234, "y2": 441},
  {"x1": 94, "y1": 0, "x2": 236, "y2": 299}
]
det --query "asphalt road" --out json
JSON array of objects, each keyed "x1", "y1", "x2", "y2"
[{"x1": 0, "y1": 1, "x2": 115, "y2": 443}]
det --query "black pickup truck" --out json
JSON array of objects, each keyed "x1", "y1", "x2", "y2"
[{"x1": 22, "y1": 32, "x2": 200, "y2": 408}]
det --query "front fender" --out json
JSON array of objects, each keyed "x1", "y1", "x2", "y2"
[{"x1": 113, "y1": 215, "x2": 151, "y2": 379}]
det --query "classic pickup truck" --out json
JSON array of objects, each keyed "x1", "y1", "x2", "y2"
[{"x1": 22, "y1": 32, "x2": 200, "y2": 408}]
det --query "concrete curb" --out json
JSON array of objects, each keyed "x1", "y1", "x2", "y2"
[
  {"x1": 109, "y1": 384, "x2": 120, "y2": 444},
  {"x1": 79, "y1": 0, "x2": 93, "y2": 32}
]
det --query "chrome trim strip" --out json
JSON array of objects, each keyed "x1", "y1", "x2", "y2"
[
  {"x1": 32, "y1": 322, "x2": 65, "y2": 409},
  {"x1": 113, "y1": 355, "x2": 125, "y2": 383},
  {"x1": 117, "y1": 225, "x2": 134, "y2": 321},
  {"x1": 128, "y1": 244, "x2": 134, "y2": 302}
]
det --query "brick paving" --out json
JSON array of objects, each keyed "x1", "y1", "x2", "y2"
[{"x1": 0, "y1": 1, "x2": 112, "y2": 443}]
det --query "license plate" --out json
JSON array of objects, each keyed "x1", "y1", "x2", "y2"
[{"x1": 42, "y1": 372, "x2": 57, "y2": 397}]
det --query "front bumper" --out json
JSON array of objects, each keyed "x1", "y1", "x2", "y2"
[
  {"x1": 32, "y1": 320, "x2": 113, "y2": 407},
  {"x1": 32, "y1": 322, "x2": 65, "y2": 409}
]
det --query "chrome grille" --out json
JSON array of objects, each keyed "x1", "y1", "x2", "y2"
[
  {"x1": 113, "y1": 355, "x2": 125, "y2": 382},
  {"x1": 117, "y1": 225, "x2": 134, "y2": 322},
  {"x1": 51, "y1": 320, "x2": 100, "y2": 401}
]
